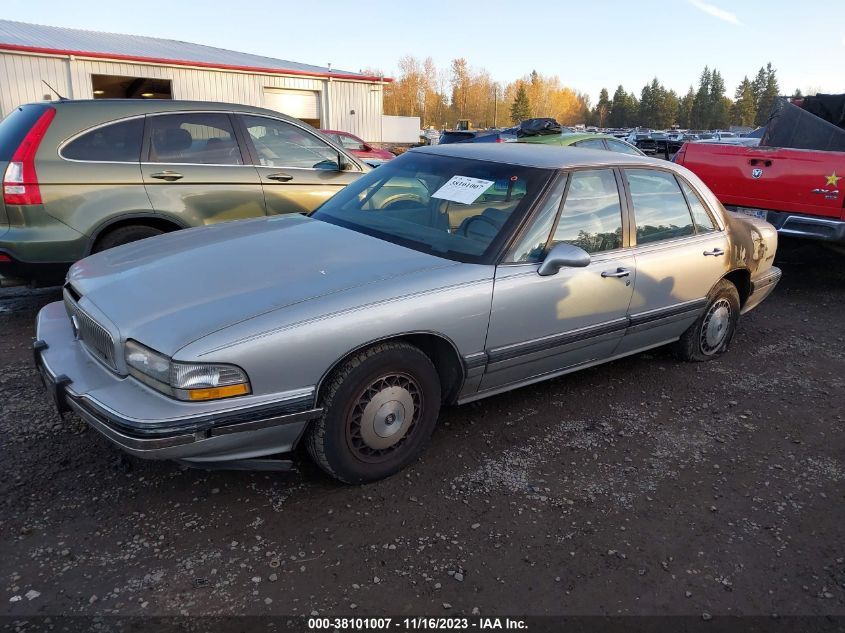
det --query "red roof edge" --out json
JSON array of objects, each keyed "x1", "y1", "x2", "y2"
[{"x1": 0, "y1": 43, "x2": 393, "y2": 82}]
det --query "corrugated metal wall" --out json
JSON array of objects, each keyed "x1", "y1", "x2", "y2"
[{"x1": 0, "y1": 51, "x2": 385, "y2": 141}]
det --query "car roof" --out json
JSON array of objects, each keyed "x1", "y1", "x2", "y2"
[
  {"x1": 26, "y1": 98, "x2": 294, "y2": 119},
  {"x1": 413, "y1": 142, "x2": 658, "y2": 169}
]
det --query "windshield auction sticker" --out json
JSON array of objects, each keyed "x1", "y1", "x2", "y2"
[{"x1": 431, "y1": 176, "x2": 495, "y2": 205}]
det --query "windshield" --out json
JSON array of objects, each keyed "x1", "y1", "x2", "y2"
[{"x1": 313, "y1": 152, "x2": 551, "y2": 264}]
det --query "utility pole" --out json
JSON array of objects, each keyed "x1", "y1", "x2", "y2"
[{"x1": 493, "y1": 83, "x2": 499, "y2": 128}]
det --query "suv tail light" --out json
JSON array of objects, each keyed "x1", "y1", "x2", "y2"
[
  {"x1": 3, "y1": 107, "x2": 56, "y2": 206},
  {"x1": 672, "y1": 142, "x2": 688, "y2": 164}
]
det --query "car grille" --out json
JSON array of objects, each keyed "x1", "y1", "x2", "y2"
[{"x1": 63, "y1": 287, "x2": 117, "y2": 371}]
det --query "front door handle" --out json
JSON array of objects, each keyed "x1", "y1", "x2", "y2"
[
  {"x1": 601, "y1": 267, "x2": 630, "y2": 278},
  {"x1": 703, "y1": 248, "x2": 725, "y2": 257},
  {"x1": 266, "y1": 172, "x2": 294, "y2": 182},
  {"x1": 149, "y1": 171, "x2": 183, "y2": 181}
]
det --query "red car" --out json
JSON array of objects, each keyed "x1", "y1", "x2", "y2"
[{"x1": 321, "y1": 129, "x2": 394, "y2": 162}]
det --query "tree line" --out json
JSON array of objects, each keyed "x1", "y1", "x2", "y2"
[{"x1": 378, "y1": 57, "x2": 794, "y2": 131}]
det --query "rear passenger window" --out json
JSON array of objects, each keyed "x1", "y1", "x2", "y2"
[
  {"x1": 62, "y1": 118, "x2": 144, "y2": 162},
  {"x1": 678, "y1": 179, "x2": 717, "y2": 233},
  {"x1": 147, "y1": 113, "x2": 243, "y2": 165},
  {"x1": 626, "y1": 169, "x2": 695, "y2": 244},
  {"x1": 552, "y1": 169, "x2": 623, "y2": 254}
]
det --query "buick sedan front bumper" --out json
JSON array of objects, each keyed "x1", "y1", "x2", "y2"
[{"x1": 34, "y1": 301, "x2": 322, "y2": 468}]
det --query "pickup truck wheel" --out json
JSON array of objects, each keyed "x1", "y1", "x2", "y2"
[
  {"x1": 306, "y1": 342, "x2": 441, "y2": 484},
  {"x1": 674, "y1": 279, "x2": 740, "y2": 362},
  {"x1": 93, "y1": 225, "x2": 164, "y2": 253}
]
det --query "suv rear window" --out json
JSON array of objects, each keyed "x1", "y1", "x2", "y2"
[
  {"x1": 62, "y1": 118, "x2": 144, "y2": 162},
  {"x1": 0, "y1": 104, "x2": 51, "y2": 161}
]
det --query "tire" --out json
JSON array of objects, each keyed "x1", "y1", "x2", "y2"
[
  {"x1": 306, "y1": 342, "x2": 441, "y2": 484},
  {"x1": 674, "y1": 279, "x2": 741, "y2": 362},
  {"x1": 93, "y1": 225, "x2": 165, "y2": 253}
]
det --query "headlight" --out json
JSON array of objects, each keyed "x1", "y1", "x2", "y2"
[{"x1": 125, "y1": 340, "x2": 250, "y2": 401}]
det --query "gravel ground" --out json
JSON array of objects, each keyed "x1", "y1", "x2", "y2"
[{"x1": 0, "y1": 239, "x2": 843, "y2": 621}]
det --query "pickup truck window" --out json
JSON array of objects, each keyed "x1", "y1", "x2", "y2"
[
  {"x1": 626, "y1": 169, "x2": 695, "y2": 245},
  {"x1": 678, "y1": 179, "x2": 716, "y2": 233}
]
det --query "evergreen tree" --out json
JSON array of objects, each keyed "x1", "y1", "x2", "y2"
[
  {"x1": 608, "y1": 85, "x2": 629, "y2": 127},
  {"x1": 510, "y1": 82, "x2": 531, "y2": 124},
  {"x1": 709, "y1": 69, "x2": 730, "y2": 129},
  {"x1": 658, "y1": 89, "x2": 679, "y2": 129},
  {"x1": 755, "y1": 62, "x2": 779, "y2": 126},
  {"x1": 732, "y1": 76, "x2": 756, "y2": 127},
  {"x1": 690, "y1": 66, "x2": 712, "y2": 129},
  {"x1": 751, "y1": 66, "x2": 767, "y2": 108},
  {"x1": 792, "y1": 88, "x2": 803, "y2": 98},
  {"x1": 678, "y1": 86, "x2": 696, "y2": 129},
  {"x1": 592, "y1": 87, "x2": 611, "y2": 127}
]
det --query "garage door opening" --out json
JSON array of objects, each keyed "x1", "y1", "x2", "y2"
[
  {"x1": 92, "y1": 75, "x2": 173, "y2": 100},
  {"x1": 263, "y1": 88, "x2": 321, "y2": 128}
]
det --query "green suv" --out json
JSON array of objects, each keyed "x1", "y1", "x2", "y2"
[{"x1": 0, "y1": 100, "x2": 368, "y2": 286}]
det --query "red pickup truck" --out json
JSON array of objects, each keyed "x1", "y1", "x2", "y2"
[{"x1": 675, "y1": 95, "x2": 845, "y2": 244}]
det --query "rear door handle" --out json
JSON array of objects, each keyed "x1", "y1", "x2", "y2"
[
  {"x1": 601, "y1": 267, "x2": 630, "y2": 278},
  {"x1": 703, "y1": 248, "x2": 725, "y2": 257},
  {"x1": 266, "y1": 172, "x2": 294, "y2": 182},
  {"x1": 149, "y1": 171, "x2": 183, "y2": 181}
]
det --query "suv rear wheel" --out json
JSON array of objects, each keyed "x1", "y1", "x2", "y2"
[{"x1": 93, "y1": 225, "x2": 165, "y2": 253}]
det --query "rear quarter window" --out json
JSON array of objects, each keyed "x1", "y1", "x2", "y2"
[
  {"x1": 0, "y1": 104, "x2": 51, "y2": 161},
  {"x1": 61, "y1": 118, "x2": 144, "y2": 162}
]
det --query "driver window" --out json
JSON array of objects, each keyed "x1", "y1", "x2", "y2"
[
  {"x1": 240, "y1": 115, "x2": 339, "y2": 169},
  {"x1": 506, "y1": 175, "x2": 567, "y2": 263},
  {"x1": 551, "y1": 169, "x2": 623, "y2": 254}
]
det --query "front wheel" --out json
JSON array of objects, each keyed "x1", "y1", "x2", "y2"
[
  {"x1": 674, "y1": 279, "x2": 740, "y2": 362},
  {"x1": 306, "y1": 342, "x2": 441, "y2": 484}
]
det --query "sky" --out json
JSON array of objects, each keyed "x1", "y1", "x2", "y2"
[{"x1": 3, "y1": 0, "x2": 844, "y2": 103}]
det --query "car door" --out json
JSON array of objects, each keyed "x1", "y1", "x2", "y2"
[
  {"x1": 237, "y1": 114, "x2": 362, "y2": 215},
  {"x1": 481, "y1": 169, "x2": 635, "y2": 391},
  {"x1": 615, "y1": 167, "x2": 729, "y2": 355},
  {"x1": 141, "y1": 112, "x2": 265, "y2": 227}
]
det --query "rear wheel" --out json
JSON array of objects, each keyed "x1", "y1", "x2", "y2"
[
  {"x1": 93, "y1": 225, "x2": 165, "y2": 253},
  {"x1": 674, "y1": 279, "x2": 740, "y2": 362},
  {"x1": 306, "y1": 342, "x2": 441, "y2": 484}
]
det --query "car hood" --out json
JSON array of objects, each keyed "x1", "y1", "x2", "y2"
[{"x1": 68, "y1": 215, "x2": 456, "y2": 355}]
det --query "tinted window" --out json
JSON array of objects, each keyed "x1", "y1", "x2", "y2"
[
  {"x1": 242, "y1": 116, "x2": 338, "y2": 169},
  {"x1": 627, "y1": 169, "x2": 695, "y2": 244},
  {"x1": 678, "y1": 179, "x2": 716, "y2": 233},
  {"x1": 63, "y1": 118, "x2": 144, "y2": 162},
  {"x1": 507, "y1": 175, "x2": 568, "y2": 263},
  {"x1": 575, "y1": 138, "x2": 607, "y2": 150},
  {"x1": 0, "y1": 104, "x2": 51, "y2": 161},
  {"x1": 606, "y1": 139, "x2": 642, "y2": 156},
  {"x1": 313, "y1": 152, "x2": 549, "y2": 264},
  {"x1": 148, "y1": 113, "x2": 243, "y2": 165},
  {"x1": 552, "y1": 169, "x2": 623, "y2": 253}
]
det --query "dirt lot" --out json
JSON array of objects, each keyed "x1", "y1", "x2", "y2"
[{"x1": 1, "y1": 240, "x2": 843, "y2": 623}]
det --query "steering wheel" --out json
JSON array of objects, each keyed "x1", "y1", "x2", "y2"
[{"x1": 461, "y1": 214, "x2": 500, "y2": 238}]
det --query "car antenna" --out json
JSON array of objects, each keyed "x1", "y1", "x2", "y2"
[{"x1": 42, "y1": 80, "x2": 68, "y2": 101}]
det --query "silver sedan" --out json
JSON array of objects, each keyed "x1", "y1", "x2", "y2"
[{"x1": 35, "y1": 144, "x2": 781, "y2": 483}]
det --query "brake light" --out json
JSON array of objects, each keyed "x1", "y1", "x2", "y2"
[
  {"x1": 3, "y1": 107, "x2": 56, "y2": 206},
  {"x1": 495, "y1": 137, "x2": 506, "y2": 143}
]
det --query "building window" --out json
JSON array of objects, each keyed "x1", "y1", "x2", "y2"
[{"x1": 91, "y1": 75, "x2": 173, "y2": 100}]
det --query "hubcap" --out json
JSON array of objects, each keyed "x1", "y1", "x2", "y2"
[
  {"x1": 347, "y1": 373, "x2": 422, "y2": 462},
  {"x1": 700, "y1": 298, "x2": 732, "y2": 354}
]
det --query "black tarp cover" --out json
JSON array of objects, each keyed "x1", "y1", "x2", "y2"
[{"x1": 761, "y1": 95, "x2": 845, "y2": 151}]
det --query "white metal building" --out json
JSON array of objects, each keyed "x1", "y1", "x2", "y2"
[{"x1": 0, "y1": 19, "x2": 390, "y2": 141}]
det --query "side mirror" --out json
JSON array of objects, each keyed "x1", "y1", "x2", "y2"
[{"x1": 537, "y1": 242, "x2": 591, "y2": 276}]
